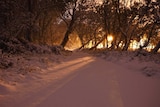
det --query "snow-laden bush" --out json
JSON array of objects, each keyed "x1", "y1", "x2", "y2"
[
  {"x1": 0, "y1": 57, "x2": 13, "y2": 69},
  {"x1": 0, "y1": 36, "x2": 24, "y2": 54},
  {"x1": 0, "y1": 36, "x2": 66, "y2": 55},
  {"x1": 0, "y1": 36, "x2": 69, "y2": 69}
]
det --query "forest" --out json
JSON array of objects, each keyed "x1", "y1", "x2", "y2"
[
  {"x1": 0, "y1": 0, "x2": 160, "y2": 53},
  {"x1": 0, "y1": 1, "x2": 160, "y2": 107}
]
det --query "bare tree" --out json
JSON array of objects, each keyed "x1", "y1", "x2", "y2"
[{"x1": 60, "y1": 0, "x2": 79, "y2": 47}]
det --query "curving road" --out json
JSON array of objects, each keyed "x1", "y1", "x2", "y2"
[{"x1": 1, "y1": 53, "x2": 160, "y2": 107}]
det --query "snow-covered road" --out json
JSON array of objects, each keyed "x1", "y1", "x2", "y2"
[
  {"x1": 35, "y1": 57, "x2": 124, "y2": 107},
  {"x1": 1, "y1": 53, "x2": 160, "y2": 107}
]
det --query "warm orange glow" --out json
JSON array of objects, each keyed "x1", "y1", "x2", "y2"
[
  {"x1": 119, "y1": 41, "x2": 124, "y2": 49},
  {"x1": 95, "y1": 0, "x2": 103, "y2": 5},
  {"x1": 129, "y1": 34, "x2": 155, "y2": 51},
  {"x1": 66, "y1": 33, "x2": 156, "y2": 51},
  {"x1": 107, "y1": 35, "x2": 114, "y2": 48},
  {"x1": 129, "y1": 40, "x2": 139, "y2": 50},
  {"x1": 158, "y1": 29, "x2": 160, "y2": 37},
  {"x1": 97, "y1": 43, "x2": 104, "y2": 49},
  {"x1": 107, "y1": 35, "x2": 113, "y2": 42},
  {"x1": 140, "y1": 34, "x2": 148, "y2": 46},
  {"x1": 65, "y1": 34, "x2": 82, "y2": 51}
]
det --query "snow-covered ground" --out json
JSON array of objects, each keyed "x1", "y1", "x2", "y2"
[
  {"x1": 0, "y1": 50, "x2": 160, "y2": 107},
  {"x1": 95, "y1": 50, "x2": 160, "y2": 78}
]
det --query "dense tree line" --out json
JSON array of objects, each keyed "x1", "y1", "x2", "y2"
[
  {"x1": 0, "y1": 0, "x2": 160, "y2": 52},
  {"x1": 0, "y1": 0, "x2": 67, "y2": 44}
]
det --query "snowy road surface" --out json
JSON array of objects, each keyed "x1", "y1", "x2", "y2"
[{"x1": 1, "y1": 53, "x2": 160, "y2": 107}]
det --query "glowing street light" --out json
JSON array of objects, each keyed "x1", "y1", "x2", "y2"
[{"x1": 107, "y1": 35, "x2": 113, "y2": 42}]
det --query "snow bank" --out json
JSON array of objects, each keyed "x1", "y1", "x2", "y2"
[
  {"x1": 0, "y1": 36, "x2": 67, "y2": 55},
  {"x1": 0, "y1": 36, "x2": 72, "y2": 69},
  {"x1": 0, "y1": 52, "x2": 70, "y2": 107},
  {"x1": 94, "y1": 50, "x2": 160, "y2": 78},
  {"x1": 0, "y1": 50, "x2": 159, "y2": 107},
  {"x1": 0, "y1": 36, "x2": 73, "y2": 103}
]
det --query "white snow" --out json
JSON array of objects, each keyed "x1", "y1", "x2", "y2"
[{"x1": 0, "y1": 51, "x2": 160, "y2": 107}]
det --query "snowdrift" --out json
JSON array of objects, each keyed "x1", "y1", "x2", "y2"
[
  {"x1": 94, "y1": 50, "x2": 160, "y2": 78},
  {"x1": 0, "y1": 36, "x2": 71, "y2": 69}
]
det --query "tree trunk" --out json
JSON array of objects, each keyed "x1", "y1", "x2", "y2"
[
  {"x1": 26, "y1": 28, "x2": 32, "y2": 41},
  {"x1": 61, "y1": 28, "x2": 71, "y2": 47},
  {"x1": 123, "y1": 40, "x2": 129, "y2": 51},
  {"x1": 60, "y1": 16, "x2": 75, "y2": 47},
  {"x1": 25, "y1": 0, "x2": 32, "y2": 41},
  {"x1": 60, "y1": 1, "x2": 77, "y2": 48},
  {"x1": 103, "y1": 7, "x2": 109, "y2": 49},
  {"x1": 122, "y1": 33, "x2": 128, "y2": 51},
  {"x1": 138, "y1": 23, "x2": 155, "y2": 52},
  {"x1": 89, "y1": 37, "x2": 105, "y2": 50},
  {"x1": 151, "y1": 41, "x2": 160, "y2": 53}
]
